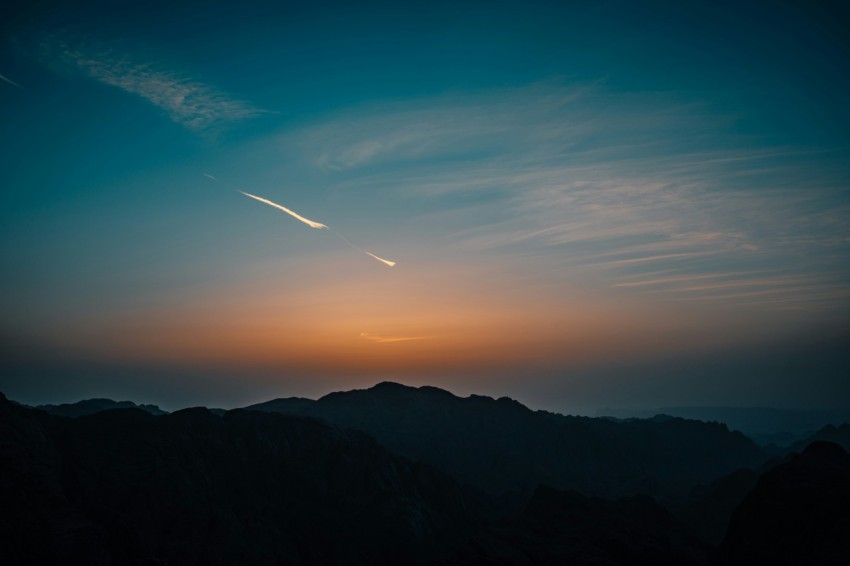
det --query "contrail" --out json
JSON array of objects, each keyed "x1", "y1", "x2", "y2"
[
  {"x1": 0, "y1": 73, "x2": 23, "y2": 89},
  {"x1": 204, "y1": 174, "x2": 396, "y2": 267},
  {"x1": 325, "y1": 227, "x2": 397, "y2": 267},
  {"x1": 365, "y1": 251, "x2": 396, "y2": 268},
  {"x1": 241, "y1": 191, "x2": 396, "y2": 266},
  {"x1": 239, "y1": 191, "x2": 328, "y2": 229}
]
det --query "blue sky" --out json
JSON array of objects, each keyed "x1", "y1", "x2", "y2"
[{"x1": 1, "y1": 0, "x2": 848, "y2": 411}]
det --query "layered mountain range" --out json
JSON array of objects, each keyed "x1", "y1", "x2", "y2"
[
  {"x1": 245, "y1": 382, "x2": 767, "y2": 498},
  {"x1": 2, "y1": 383, "x2": 848, "y2": 565}
]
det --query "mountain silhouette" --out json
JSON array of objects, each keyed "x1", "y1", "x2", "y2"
[
  {"x1": 788, "y1": 422, "x2": 850, "y2": 453},
  {"x1": 36, "y1": 398, "x2": 167, "y2": 417},
  {"x1": 717, "y1": 441, "x2": 850, "y2": 565},
  {"x1": 0, "y1": 392, "x2": 486, "y2": 565},
  {"x1": 599, "y1": 406, "x2": 850, "y2": 446},
  {"x1": 246, "y1": 382, "x2": 769, "y2": 498},
  {"x1": 4, "y1": 386, "x2": 849, "y2": 564}
]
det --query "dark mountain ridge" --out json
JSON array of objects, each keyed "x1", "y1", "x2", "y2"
[
  {"x1": 246, "y1": 381, "x2": 769, "y2": 498},
  {"x1": 4, "y1": 386, "x2": 850, "y2": 564},
  {"x1": 716, "y1": 441, "x2": 850, "y2": 565},
  {"x1": 598, "y1": 406, "x2": 850, "y2": 447},
  {"x1": 443, "y1": 442, "x2": 850, "y2": 565},
  {"x1": 36, "y1": 398, "x2": 167, "y2": 417},
  {"x1": 0, "y1": 392, "x2": 486, "y2": 565},
  {"x1": 788, "y1": 422, "x2": 850, "y2": 453}
]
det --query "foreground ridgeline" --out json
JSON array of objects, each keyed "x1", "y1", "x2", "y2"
[
  {"x1": 717, "y1": 441, "x2": 850, "y2": 565},
  {"x1": 2, "y1": 385, "x2": 849, "y2": 565},
  {"x1": 0, "y1": 393, "x2": 483, "y2": 565}
]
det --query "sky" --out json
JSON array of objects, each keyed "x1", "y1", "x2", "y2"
[{"x1": 1, "y1": 0, "x2": 848, "y2": 413}]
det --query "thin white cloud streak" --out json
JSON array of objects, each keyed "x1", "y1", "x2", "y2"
[
  {"x1": 364, "y1": 252, "x2": 397, "y2": 268},
  {"x1": 42, "y1": 35, "x2": 264, "y2": 133},
  {"x1": 667, "y1": 284, "x2": 844, "y2": 302},
  {"x1": 359, "y1": 332, "x2": 432, "y2": 343},
  {"x1": 307, "y1": 83, "x2": 593, "y2": 170},
  {"x1": 586, "y1": 251, "x2": 722, "y2": 267},
  {"x1": 612, "y1": 272, "x2": 747, "y2": 288},
  {"x1": 0, "y1": 73, "x2": 23, "y2": 89},
  {"x1": 649, "y1": 276, "x2": 818, "y2": 294},
  {"x1": 239, "y1": 191, "x2": 396, "y2": 267},
  {"x1": 288, "y1": 83, "x2": 850, "y2": 310},
  {"x1": 240, "y1": 191, "x2": 327, "y2": 229}
]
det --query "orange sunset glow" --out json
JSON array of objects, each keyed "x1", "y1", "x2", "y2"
[
  {"x1": 2, "y1": 0, "x2": 847, "y2": 415},
  {"x1": 33, "y1": 257, "x2": 780, "y2": 386}
]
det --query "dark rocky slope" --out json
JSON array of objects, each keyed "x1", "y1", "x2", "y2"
[
  {"x1": 669, "y1": 467, "x2": 763, "y2": 545},
  {"x1": 717, "y1": 441, "x2": 850, "y2": 565},
  {"x1": 443, "y1": 485, "x2": 708, "y2": 565},
  {"x1": 0, "y1": 393, "x2": 486, "y2": 565}
]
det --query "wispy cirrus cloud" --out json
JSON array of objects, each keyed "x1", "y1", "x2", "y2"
[
  {"x1": 0, "y1": 73, "x2": 24, "y2": 89},
  {"x1": 306, "y1": 83, "x2": 592, "y2": 170},
  {"x1": 291, "y1": 83, "x2": 850, "y2": 312},
  {"x1": 40, "y1": 34, "x2": 265, "y2": 133},
  {"x1": 359, "y1": 332, "x2": 433, "y2": 343}
]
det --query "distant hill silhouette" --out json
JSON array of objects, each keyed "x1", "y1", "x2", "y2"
[
  {"x1": 788, "y1": 423, "x2": 850, "y2": 453},
  {"x1": 598, "y1": 406, "x2": 850, "y2": 445},
  {"x1": 717, "y1": 441, "x2": 850, "y2": 565},
  {"x1": 36, "y1": 398, "x2": 167, "y2": 417},
  {"x1": 246, "y1": 382, "x2": 769, "y2": 498},
  {"x1": 0, "y1": 392, "x2": 485, "y2": 565}
]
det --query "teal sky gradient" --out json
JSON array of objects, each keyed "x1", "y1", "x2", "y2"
[{"x1": 1, "y1": 0, "x2": 848, "y2": 412}]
